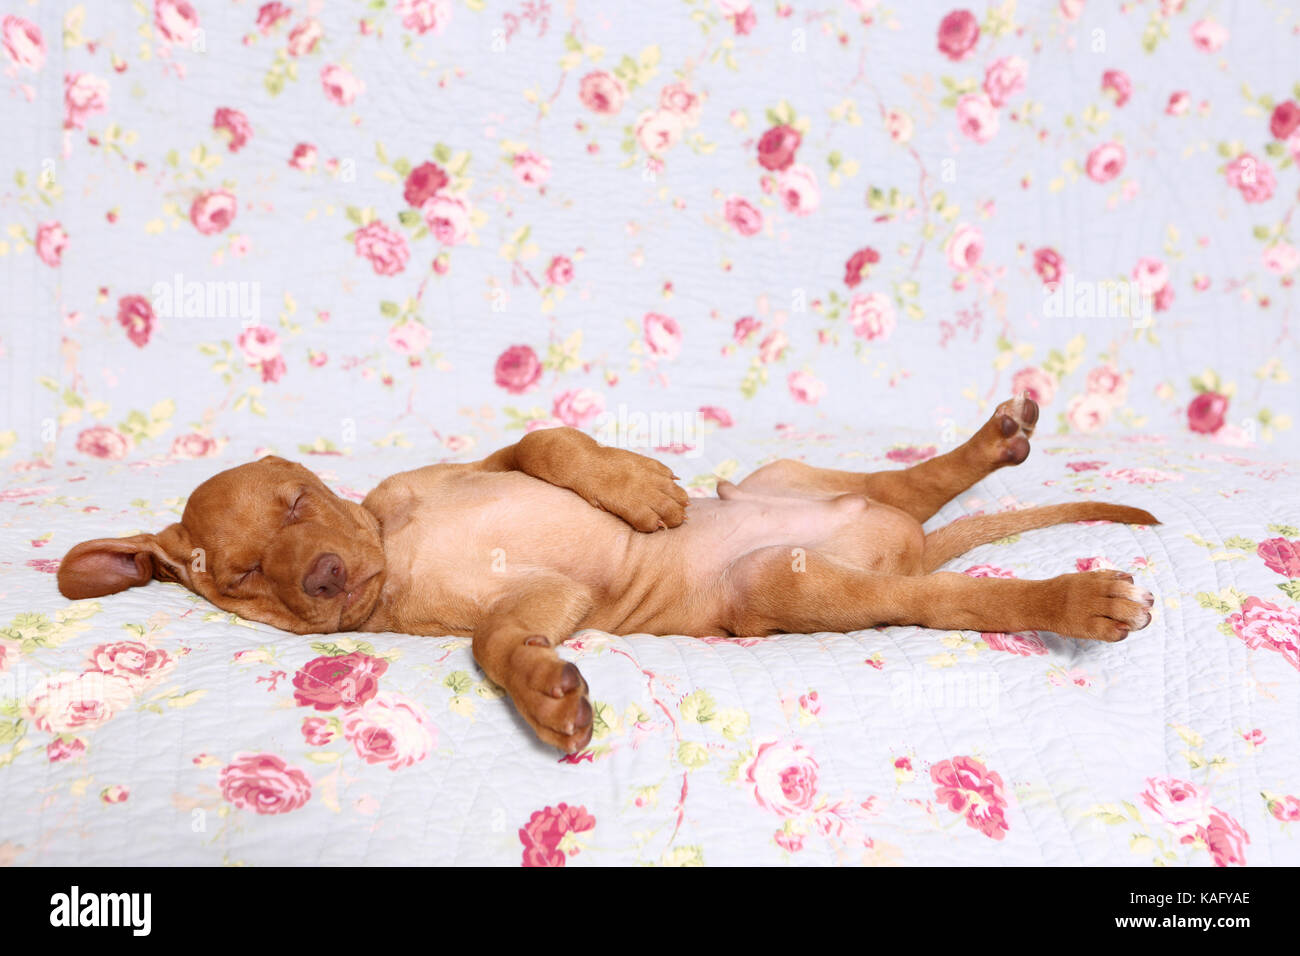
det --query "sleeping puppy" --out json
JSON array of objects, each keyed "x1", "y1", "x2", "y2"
[{"x1": 59, "y1": 395, "x2": 1157, "y2": 753}]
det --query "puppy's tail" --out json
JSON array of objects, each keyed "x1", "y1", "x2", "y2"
[{"x1": 921, "y1": 503, "x2": 1159, "y2": 573}]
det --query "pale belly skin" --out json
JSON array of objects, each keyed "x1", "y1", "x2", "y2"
[{"x1": 357, "y1": 466, "x2": 921, "y2": 638}]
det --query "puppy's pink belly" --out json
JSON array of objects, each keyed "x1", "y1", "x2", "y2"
[{"x1": 676, "y1": 496, "x2": 864, "y2": 576}]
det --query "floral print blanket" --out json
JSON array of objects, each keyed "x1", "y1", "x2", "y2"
[{"x1": 2, "y1": 434, "x2": 1298, "y2": 865}]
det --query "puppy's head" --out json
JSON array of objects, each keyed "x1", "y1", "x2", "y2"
[{"x1": 58, "y1": 457, "x2": 386, "y2": 634}]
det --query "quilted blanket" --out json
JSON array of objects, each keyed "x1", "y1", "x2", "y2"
[{"x1": 2, "y1": 0, "x2": 1299, "y2": 866}]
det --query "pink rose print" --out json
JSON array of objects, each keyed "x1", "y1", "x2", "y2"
[
  {"x1": 1226, "y1": 597, "x2": 1300, "y2": 671},
  {"x1": 545, "y1": 255, "x2": 574, "y2": 285},
  {"x1": 1190, "y1": 18, "x2": 1228, "y2": 53},
  {"x1": 287, "y1": 18, "x2": 323, "y2": 57},
  {"x1": 292, "y1": 652, "x2": 389, "y2": 710},
  {"x1": 170, "y1": 433, "x2": 219, "y2": 459},
  {"x1": 2, "y1": 15, "x2": 45, "y2": 71},
  {"x1": 190, "y1": 189, "x2": 237, "y2": 235},
  {"x1": 636, "y1": 108, "x2": 685, "y2": 155},
  {"x1": 774, "y1": 829, "x2": 805, "y2": 853},
  {"x1": 494, "y1": 345, "x2": 543, "y2": 394},
  {"x1": 302, "y1": 716, "x2": 336, "y2": 746},
  {"x1": 422, "y1": 193, "x2": 472, "y2": 245},
  {"x1": 946, "y1": 222, "x2": 983, "y2": 270},
  {"x1": 742, "y1": 739, "x2": 820, "y2": 816},
  {"x1": 1011, "y1": 366, "x2": 1055, "y2": 405},
  {"x1": 23, "y1": 671, "x2": 134, "y2": 734},
  {"x1": 101, "y1": 785, "x2": 130, "y2": 804},
  {"x1": 777, "y1": 165, "x2": 820, "y2": 215},
  {"x1": 219, "y1": 752, "x2": 312, "y2": 815},
  {"x1": 237, "y1": 324, "x2": 284, "y2": 382},
  {"x1": 35, "y1": 222, "x2": 69, "y2": 267},
  {"x1": 320, "y1": 63, "x2": 364, "y2": 106},
  {"x1": 256, "y1": 3, "x2": 293, "y2": 35},
  {"x1": 341, "y1": 692, "x2": 435, "y2": 770},
  {"x1": 936, "y1": 9, "x2": 979, "y2": 61},
  {"x1": 154, "y1": 0, "x2": 200, "y2": 45},
  {"x1": 86, "y1": 641, "x2": 177, "y2": 691},
  {"x1": 76, "y1": 425, "x2": 130, "y2": 460},
  {"x1": 660, "y1": 82, "x2": 702, "y2": 126},
  {"x1": 64, "y1": 72, "x2": 109, "y2": 129},
  {"x1": 1266, "y1": 794, "x2": 1300, "y2": 823},
  {"x1": 1262, "y1": 242, "x2": 1300, "y2": 275},
  {"x1": 403, "y1": 161, "x2": 449, "y2": 207},
  {"x1": 757, "y1": 124, "x2": 801, "y2": 172},
  {"x1": 397, "y1": 0, "x2": 452, "y2": 35},
  {"x1": 955, "y1": 93, "x2": 998, "y2": 143},
  {"x1": 787, "y1": 370, "x2": 826, "y2": 405},
  {"x1": 47, "y1": 737, "x2": 86, "y2": 763},
  {"x1": 1166, "y1": 90, "x2": 1190, "y2": 116},
  {"x1": 213, "y1": 107, "x2": 252, "y2": 152},
  {"x1": 724, "y1": 196, "x2": 764, "y2": 236},
  {"x1": 843, "y1": 246, "x2": 880, "y2": 287},
  {"x1": 388, "y1": 321, "x2": 431, "y2": 355},
  {"x1": 1224, "y1": 153, "x2": 1275, "y2": 203},
  {"x1": 848, "y1": 292, "x2": 896, "y2": 342},
  {"x1": 1101, "y1": 69, "x2": 1132, "y2": 107},
  {"x1": 1141, "y1": 777, "x2": 1211, "y2": 838},
  {"x1": 1085, "y1": 141, "x2": 1126, "y2": 182},
  {"x1": 982, "y1": 631, "x2": 1048, "y2": 656},
  {"x1": 1032, "y1": 246, "x2": 1063, "y2": 286},
  {"x1": 552, "y1": 388, "x2": 605, "y2": 428},
  {"x1": 699, "y1": 406, "x2": 733, "y2": 427},
  {"x1": 1200, "y1": 810, "x2": 1249, "y2": 867},
  {"x1": 1186, "y1": 391, "x2": 1228, "y2": 435},
  {"x1": 519, "y1": 803, "x2": 596, "y2": 867},
  {"x1": 1085, "y1": 364, "x2": 1126, "y2": 403},
  {"x1": 643, "y1": 312, "x2": 683, "y2": 359},
  {"x1": 289, "y1": 142, "x2": 317, "y2": 171},
  {"x1": 931, "y1": 756, "x2": 1010, "y2": 840},
  {"x1": 1067, "y1": 393, "x2": 1110, "y2": 433},
  {"x1": 733, "y1": 315, "x2": 760, "y2": 343},
  {"x1": 512, "y1": 150, "x2": 551, "y2": 187},
  {"x1": 1270, "y1": 101, "x2": 1300, "y2": 140},
  {"x1": 1257, "y1": 538, "x2": 1300, "y2": 578},
  {"x1": 117, "y1": 294, "x2": 156, "y2": 347},
  {"x1": 578, "y1": 71, "x2": 626, "y2": 114},
  {"x1": 885, "y1": 445, "x2": 936, "y2": 464},
  {"x1": 353, "y1": 220, "x2": 410, "y2": 276},
  {"x1": 982, "y1": 56, "x2": 1027, "y2": 107}
]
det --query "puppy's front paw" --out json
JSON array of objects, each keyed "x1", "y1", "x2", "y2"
[
  {"x1": 1058, "y1": 570, "x2": 1154, "y2": 643},
  {"x1": 587, "y1": 446, "x2": 690, "y2": 533},
  {"x1": 507, "y1": 641, "x2": 594, "y2": 753}
]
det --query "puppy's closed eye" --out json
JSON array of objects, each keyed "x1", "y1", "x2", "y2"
[{"x1": 286, "y1": 491, "x2": 306, "y2": 523}]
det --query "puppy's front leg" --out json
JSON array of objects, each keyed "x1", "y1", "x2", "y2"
[{"x1": 472, "y1": 574, "x2": 596, "y2": 753}]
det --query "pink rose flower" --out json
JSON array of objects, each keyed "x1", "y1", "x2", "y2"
[
  {"x1": 86, "y1": 641, "x2": 177, "y2": 690},
  {"x1": 23, "y1": 672, "x2": 134, "y2": 734},
  {"x1": 743, "y1": 739, "x2": 820, "y2": 816},
  {"x1": 1085, "y1": 363, "x2": 1126, "y2": 403},
  {"x1": 946, "y1": 222, "x2": 983, "y2": 271},
  {"x1": 546, "y1": 255, "x2": 574, "y2": 286},
  {"x1": 1074, "y1": 557, "x2": 1117, "y2": 573},
  {"x1": 777, "y1": 164, "x2": 820, "y2": 216},
  {"x1": 519, "y1": 803, "x2": 596, "y2": 867},
  {"x1": 292, "y1": 652, "x2": 389, "y2": 710},
  {"x1": 578, "y1": 71, "x2": 626, "y2": 114},
  {"x1": 2, "y1": 15, "x2": 45, "y2": 71},
  {"x1": 787, "y1": 370, "x2": 826, "y2": 405},
  {"x1": 256, "y1": 3, "x2": 293, "y2": 35},
  {"x1": 302, "y1": 716, "x2": 336, "y2": 746},
  {"x1": 353, "y1": 220, "x2": 410, "y2": 276},
  {"x1": 1270, "y1": 101, "x2": 1300, "y2": 140},
  {"x1": 885, "y1": 109, "x2": 914, "y2": 143},
  {"x1": 982, "y1": 631, "x2": 1048, "y2": 656},
  {"x1": 1067, "y1": 393, "x2": 1110, "y2": 433},
  {"x1": 699, "y1": 406, "x2": 733, "y2": 427},
  {"x1": 117, "y1": 294, "x2": 156, "y2": 347},
  {"x1": 154, "y1": 0, "x2": 200, "y2": 46},
  {"x1": 644, "y1": 312, "x2": 683, "y2": 359},
  {"x1": 844, "y1": 247, "x2": 880, "y2": 287},
  {"x1": 758, "y1": 330, "x2": 788, "y2": 364},
  {"x1": 886, "y1": 445, "x2": 937, "y2": 464},
  {"x1": 552, "y1": 388, "x2": 605, "y2": 428},
  {"x1": 170, "y1": 433, "x2": 219, "y2": 459},
  {"x1": 724, "y1": 196, "x2": 763, "y2": 236},
  {"x1": 757, "y1": 124, "x2": 802, "y2": 172},
  {"x1": 1166, "y1": 91, "x2": 1190, "y2": 116},
  {"x1": 1190, "y1": 18, "x2": 1228, "y2": 53},
  {"x1": 35, "y1": 222, "x2": 68, "y2": 268},
  {"x1": 1140, "y1": 778, "x2": 1210, "y2": 836},
  {"x1": 320, "y1": 63, "x2": 364, "y2": 105},
  {"x1": 774, "y1": 829, "x2": 805, "y2": 853},
  {"x1": 237, "y1": 324, "x2": 281, "y2": 366},
  {"x1": 101, "y1": 785, "x2": 130, "y2": 804},
  {"x1": 936, "y1": 9, "x2": 980, "y2": 61},
  {"x1": 733, "y1": 315, "x2": 761, "y2": 343},
  {"x1": 963, "y1": 564, "x2": 1016, "y2": 578},
  {"x1": 955, "y1": 93, "x2": 999, "y2": 143},
  {"x1": 47, "y1": 737, "x2": 86, "y2": 763},
  {"x1": 219, "y1": 752, "x2": 312, "y2": 814},
  {"x1": 1131, "y1": 257, "x2": 1169, "y2": 296},
  {"x1": 1101, "y1": 69, "x2": 1132, "y2": 106},
  {"x1": 848, "y1": 292, "x2": 896, "y2": 342},
  {"x1": 635, "y1": 108, "x2": 685, "y2": 155},
  {"x1": 342, "y1": 692, "x2": 435, "y2": 770},
  {"x1": 1257, "y1": 538, "x2": 1300, "y2": 578},
  {"x1": 287, "y1": 18, "x2": 323, "y2": 56},
  {"x1": 494, "y1": 345, "x2": 543, "y2": 394},
  {"x1": 422, "y1": 193, "x2": 471, "y2": 245},
  {"x1": 982, "y1": 56, "x2": 1027, "y2": 108},
  {"x1": 1224, "y1": 153, "x2": 1275, "y2": 203},
  {"x1": 213, "y1": 107, "x2": 251, "y2": 152},
  {"x1": 190, "y1": 189, "x2": 237, "y2": 235},
  {"x1": 1226, "y1": 597, "x2": 1300, "y2": 670},
  {"x1": 931, "y1": 756, "x2": 1009, "y2": 839},
  {"x1": 403, "y1": 161, "x2": 449, "y2": 207},
  {"x1": 1011, "y1": 367, "x2": 1055, "y2": 405},
  {"x1": 1201, "y1": 810, "x2": 1249, "y2": 867},
  {"x1": 1266, "y1": 794, "x2": 1300, "y2": 823},
  {"x1": 1186, "y1": 391, "x2": 1228, "y2": 435},
  {"x1": 64, "y1": 72, "x2": 109, "y2": 129},
  {"x1": 76, "y1": 426, "x2": 130, "y2": 460},
  {"x1": 387, "y1": 320, "x2": 431, "y2": 354},
  {"x1": 512, "y1": 150, "x2": 551, "y2": 187},
  {"x1": 289, "y1": 142, "x2": 317, "y2": 171},
  {"x1": 660, "y1": 82, "x2": 702, "y2": 126},
  {"x1": 397, "y1": 0, "x2": 451, "y2": 35},
  {"x1": 1085, "y1": 141, "x2": 1126, "y2": 182},
  {"x1": 1032, "y1": 246, "x2": 1063, "y2": 286},
  {"x1": 1262, "y1": 243, "x2": 1300, "y2": 275}
]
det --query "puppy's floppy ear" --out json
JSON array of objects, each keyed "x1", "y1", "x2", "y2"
[{"x1": 58, "y1": 523, "x2": 195, "y2": 599}]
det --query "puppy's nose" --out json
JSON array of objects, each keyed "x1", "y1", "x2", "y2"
[{"x1": 302, "y1": 553, "x2": 347, "y2": 598}]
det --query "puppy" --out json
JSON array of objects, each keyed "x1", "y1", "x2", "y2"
[{"x1": 59, "y1": 395, "x2": 1156, "y2": 752}]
